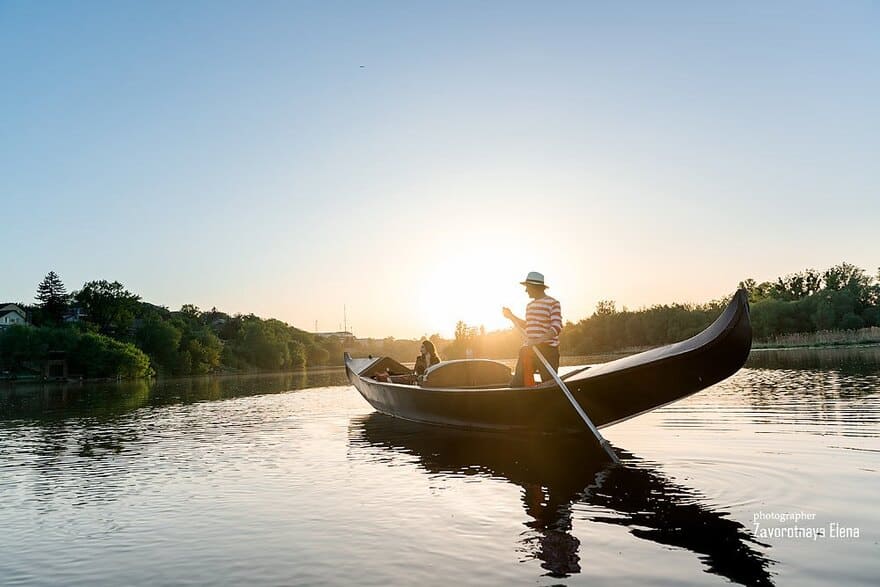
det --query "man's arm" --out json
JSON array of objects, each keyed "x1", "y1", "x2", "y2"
[
  {"x1": 502, "y1": 307, "x2": 527, "y2": 330},
  {"x1": 547, "y1": 300, "x2": 563, "y2": 339}
]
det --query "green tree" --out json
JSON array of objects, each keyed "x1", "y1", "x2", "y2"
[
  {"x1": 306, "y1": 342, "x2": 330, "y2": 366},
  {"x1": 862, "y1": 306, "x2": 880, "y2": 327},
  {"x1": 35, "y1": 271, "x2": 69, "y2": 324},
  {"x1": 239, "y1": 320, "x2": 289, "y2": 370},
  {"x1": 135, "y1": 319, "x2": 182, "y2": 373},
  {"x1": 840, "y1": 313, "x2": 865, "y2": 330},
  {"x1": 772, "y1": 269, "x2": 822, "y2": 300},
  {"x1": 74, "y1": 280, "x2": 141, "y2": 337},
  {"x1": 69, "y1": 332, "x2": 151, "y2": 378},
  {"x1": 179, "y1": 304, "x2": 202, "y2": 319},
  {"x1": 315, "y1": 336, "x2": 343, "y2": 365},
  {"x1": 823, "y1": 263, "x2": 872, "y2": 302},
  {"x1": 288, "y1": 340, "x2": 307, "y2": 369},
  {"x1": 0, "y1": 325, "x2": 38, "y2": 371},
  {"x1": 181, "y1": 330, "x2": 222, "y2": 374},
  {"x1": 738, "y1": 278, "x2": 775, "y2": 302},
  {"x1": 0, "y1": 325, "x2": 150, "y2": 378}
]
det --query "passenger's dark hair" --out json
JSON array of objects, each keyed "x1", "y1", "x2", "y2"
[{"x1": 421, "y1": 339, "x2": 440, "y2": 362}]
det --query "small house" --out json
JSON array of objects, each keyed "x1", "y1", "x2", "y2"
[{"x1": 0, "y1": 303, "x2": 27, "y2": 329}]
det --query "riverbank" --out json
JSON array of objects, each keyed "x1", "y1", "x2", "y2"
[
  {"x1": 752, "y1": 326, "x2": 880, "y2": 350},
  {"x1": 7, "y1": 330, "x2": 880, "y2": 388},
  {"x1": 558, "y1": 327, "x2": 880, "y2": 359},
  {"x1": 0, "y1": 365, "x2": 347, "y2": 387}
]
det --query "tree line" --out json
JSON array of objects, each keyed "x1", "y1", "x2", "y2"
[
  {"x1": 742, "y1": 262, "x2": 879, "y2": 340},
  {"x1": 445, "y1": 262, "x2": 880, "y2": 358},
  {"x1": 3, "y1": 262, "x2": 877, "y2": 378},
  {"x1": 0, "y1": 272, "x2": 345, "y2": 379}
]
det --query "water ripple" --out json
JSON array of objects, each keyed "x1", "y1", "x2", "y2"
[{"x1": 0, "y1": 349, "x2": 878, "y2": 586}]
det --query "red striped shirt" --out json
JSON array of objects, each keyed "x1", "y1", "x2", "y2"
[{"x1": 525, "y1": 296, "x2": 562, "y2": 347}]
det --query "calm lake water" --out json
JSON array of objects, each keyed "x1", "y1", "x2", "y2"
[{"x1": 1, "y1": 348, "x2": 878, "y2": 586}]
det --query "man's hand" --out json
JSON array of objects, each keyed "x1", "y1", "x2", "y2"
[{"x1": 502, "y1": 306, "x2": 514, "y2": 320}]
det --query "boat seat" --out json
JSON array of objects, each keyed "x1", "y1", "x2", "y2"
[{"x1": 420, "y1": 359, "x2": 512, "y2": 389}]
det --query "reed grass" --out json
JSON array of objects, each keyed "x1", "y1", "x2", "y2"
[{"x1": 754, "y1": 326, "x2": 880, "y2": 349}]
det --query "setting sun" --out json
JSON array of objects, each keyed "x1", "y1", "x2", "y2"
[{"x1": 416, "y1": 257, "x2": 518, "y2": 336}]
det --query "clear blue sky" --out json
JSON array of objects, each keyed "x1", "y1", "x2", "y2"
[{"x1": 2, "y1": 1, "x2": 878, "y2": 337}]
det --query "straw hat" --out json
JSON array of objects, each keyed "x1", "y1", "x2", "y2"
[{"x1": 519, "y1": 271, "x2": 548, "y2": 288}]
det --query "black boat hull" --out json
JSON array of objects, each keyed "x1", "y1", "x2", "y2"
[{"x1": 345, "y1": 289, "x2": 752, "y2": 433}]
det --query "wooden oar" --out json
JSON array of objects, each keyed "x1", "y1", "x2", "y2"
[
  {"x1": 529, "y1": 345, "x2": 618, "y2": 463},
  {"x1": 515, "y1": 326, "x2": 619, "y2": 463}
]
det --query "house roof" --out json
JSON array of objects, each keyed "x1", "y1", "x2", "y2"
[{"x1": 0, "y1": 309, "x2": 24, "y2": 319}]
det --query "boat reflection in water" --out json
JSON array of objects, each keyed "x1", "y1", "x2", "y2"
[{"x1": 349, "y1": 413, "x2": 774, "y2": 585}]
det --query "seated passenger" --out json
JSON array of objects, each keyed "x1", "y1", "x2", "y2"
[{"x1": 414, "y1": 340, "x2": 441, "y2": 376}]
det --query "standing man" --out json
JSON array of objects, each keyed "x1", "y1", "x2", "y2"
[{"x1": 502, "y1": 271, "x2": 563, "y2": 387}]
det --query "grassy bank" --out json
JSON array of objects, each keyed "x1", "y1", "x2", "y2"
[
  {"x1": 753, "y1": 326, "x2": 880, "y2": 349},
  {"x1": 558, "y1": 327, "x2": 880, "y2": 361}
]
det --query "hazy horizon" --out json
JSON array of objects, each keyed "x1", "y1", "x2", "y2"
[{"x1": 3, "y1": 1, "x2": 878, "y2": 338}]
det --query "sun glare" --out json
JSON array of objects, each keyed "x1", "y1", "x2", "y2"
[
  {"x1": 416, "y1": 255, "x2": 524, "y2": 338},
  {"x1": 396, "y1": 198, "x2": 573, "y2": 339}
]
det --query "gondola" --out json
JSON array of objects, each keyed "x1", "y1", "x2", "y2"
[{"x1": 345, "y1": 288, "x2": 751, "y2": 434}]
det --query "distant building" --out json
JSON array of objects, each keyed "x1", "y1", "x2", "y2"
[
  {"x1": 209, "y1": 316, "x2": 228, "y2": 329},
  {"x1": 0, "y1": 303, "x2": 27, "y2": 329},
  {"x1": 314, "y1": 331, "x2": 356, "y2": 345},
  {"x1": 63, "y1": 305, "x2": 88, "y2": 323},
  {"x1": 203, "y1": 308, "x2": 231, "y2": 330}
]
